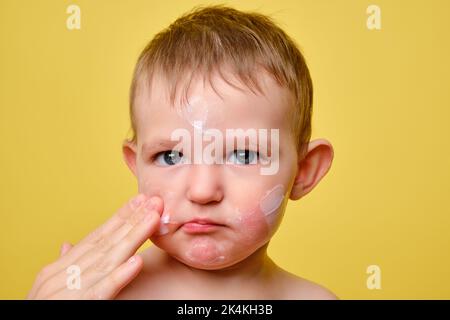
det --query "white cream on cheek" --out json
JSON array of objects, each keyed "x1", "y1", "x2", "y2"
[
  {"x1": 259, "y1": 184, "x2": 287, "y2": 227},
  {"x1": 156, "y1": 190, "x2": 176, "y2": 236},
  {"x1": 220, "y1": 184, "x2": 287, "y2": 256},
  {"x1": 259, "y1": 184, "x2": 285, "y2": 216},
  {"x1": 230, "y1": 184, "x2": 286, "y2": 230},
  {"x1": 139, "y1": 182, "x2": 176, "y2": 236},
  {"x1": 158, "y1": 211, "x2": 171, "y2": 235}
]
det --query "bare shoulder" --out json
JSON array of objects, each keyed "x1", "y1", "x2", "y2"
[{"x1": 276, "y1": 269, "x2": 339, "y2": 300}]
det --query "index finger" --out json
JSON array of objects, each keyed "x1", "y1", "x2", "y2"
[
  {"x1": 81, "y1": 194, "x2": 150, "y2": 245},
  {"x1": 58, "y1": 194, "x2": 158, "y2": 265}
]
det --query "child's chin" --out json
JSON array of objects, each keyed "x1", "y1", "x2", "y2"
[
  {"x1": 174, "y1": 255, "x2": 233, "y2": 271},
  {"x1": 175, "y1": 248, "x2": 261, "y2": 271}
]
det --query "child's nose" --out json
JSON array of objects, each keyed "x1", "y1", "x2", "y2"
[{"x1": 186, "y1": 164, "x2": 224, "y2": 205}]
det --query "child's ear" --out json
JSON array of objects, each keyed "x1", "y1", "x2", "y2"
[
  {"x1": 289, "y1": 139, "x2": 334, "y2": 200},
  {"x1": 122, "y1": 139, "x2": 138, "y2": 177}
]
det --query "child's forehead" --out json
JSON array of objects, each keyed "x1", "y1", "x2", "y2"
[{"x1": 134, "y1": 69, "x2": 294, "y2": 132}]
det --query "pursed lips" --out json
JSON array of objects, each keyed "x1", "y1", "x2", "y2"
[{"x1": 180, "y1": 218, "x2": 226, "y2": 233}]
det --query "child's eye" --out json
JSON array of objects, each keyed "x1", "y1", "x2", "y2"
[
  {"x1": 154, "y1": 150, "x2": 184, "y2": 166},
  {"x1": 227, "y1": 150, "x2": 259, "y2": 165}
]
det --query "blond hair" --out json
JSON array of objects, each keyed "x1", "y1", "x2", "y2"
[{"x1": 128, "y1": 4, "x2": 313, "y2": 158}]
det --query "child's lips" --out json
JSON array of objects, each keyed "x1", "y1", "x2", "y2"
[{"x1": 181, "y1": 218, "x2": 226, "y2": 234}]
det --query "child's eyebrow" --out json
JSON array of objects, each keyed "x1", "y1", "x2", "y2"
[
  {"x1": 141, "y1": 139, "x2": 180, "y2": 156},
  {"x1": 141, "y1": 131, "x2": 277, "y2": 156}
]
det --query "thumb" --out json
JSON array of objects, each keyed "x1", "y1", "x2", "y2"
[{"x1": 59, "y1": 242, "x2": 73, "y2": 257}]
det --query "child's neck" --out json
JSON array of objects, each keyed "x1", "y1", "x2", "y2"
[{"x1": 151, "y1": 243, "x2": 279, "y2": 297}]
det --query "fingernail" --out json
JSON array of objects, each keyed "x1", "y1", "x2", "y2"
[
  {"x1": 128, "y1": 256, "x2": 137, "y2": 264},
  {"x1": 130, "y1": 194, "x2": 145, "y2": 210},
  {"x1": 144, "y1": 211, "x2": 156, "y2": 222},
  {"x1": 143, "y1": 198, "x2": 156, "y2": 213}
]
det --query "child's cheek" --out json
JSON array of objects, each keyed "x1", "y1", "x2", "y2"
[{"x1": 231, "y1": 184, "x2": 288, "y2": 245}]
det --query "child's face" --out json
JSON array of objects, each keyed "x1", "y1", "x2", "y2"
[{"x1": 127, "y1": 69, "x2": 300, "y2": 270}]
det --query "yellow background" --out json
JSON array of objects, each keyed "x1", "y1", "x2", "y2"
[{"x1": 1, "y1": 0, "x2": 449, "y2": 299}]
